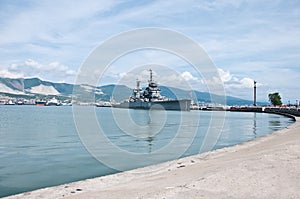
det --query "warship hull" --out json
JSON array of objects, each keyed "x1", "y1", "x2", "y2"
[{"x1": 113, "y1": 99, "x2": 191, "y2": 111}]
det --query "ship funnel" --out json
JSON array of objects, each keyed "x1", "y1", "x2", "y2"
[{"x1": 136, "y1": 79, "x2": 141, "y2": 90}]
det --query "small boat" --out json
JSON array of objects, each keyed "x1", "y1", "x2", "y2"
[
  {"x1": 17, "y1": 99, "x2": 24, "y2": 105},
  {"x1": 61, "y1": 102, "x2": 72, "y2": 106},
  {"x1": 24, "y1": 99, "x2": 36, "y2": 105},
  {"x1": 46, "y1": 97, "x2": 60, "y2": 106},
  {"x1": 95, "y1": 101, "x2": 112, "y2": 107},
  {"x1": 5, "y1": 99, "x2": 15, "y2": 105},
  {"x1": 36, "y1": 99, "x2": 47, "y2": 106}
]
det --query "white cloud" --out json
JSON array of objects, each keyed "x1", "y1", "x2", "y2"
[
  {"x1": 181, "y1": 71, "x2": 198, "y2": 81},
  {"x1": 240, "y1": 78, "x2": 254, "y2": 88},
  {"x1": 108, "y1": 68, "x2": 201, "y2": 91},
  {"x1": 48, "y1": 62, "x2": 77, "y2": 75},
  {"x1": 0, "y1": 1, "x2": 119, "y2": 45},
  {"x1": 24, "y1": 59, "x2": 42, "y2": 69},
  {"x1": 216, "y1": 67, "x2": 264, "y2": 89},
  {"x1": 0, "y1": 69, "x2": 24, "y2": 79},
  {"x1": 2, "y1": 59, "x2": 77, "y2": 82},
  {"x1": 118, "y1": 72, "x2": 127, "y2": 78},
  {"x1": 218, "y1": 68, "x2": 232, "y2": 82}
]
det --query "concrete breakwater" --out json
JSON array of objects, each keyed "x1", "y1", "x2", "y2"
[
  {"x1": 229, "y1": 107, "x2": 300, "y2": 118},
  {"x1": 264, "y1": 107, "x2": 300, "y2": 117}
]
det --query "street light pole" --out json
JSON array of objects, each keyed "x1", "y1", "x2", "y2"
[{"x1": 253, "y1": 81, "x2": 257, "y2": 106}]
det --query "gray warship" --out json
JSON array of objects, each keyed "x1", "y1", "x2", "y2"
[{"x1": 113, "y1": 69, "x2": 191, "y2": 111}]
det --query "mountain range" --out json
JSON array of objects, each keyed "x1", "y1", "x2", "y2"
[{"x1": 0, "y1": 77, "x2": 265, "y2": 106}]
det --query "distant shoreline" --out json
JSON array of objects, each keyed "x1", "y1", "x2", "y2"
[{"x1": 5, "y1": 111, "x2": 300, "y2": 199}]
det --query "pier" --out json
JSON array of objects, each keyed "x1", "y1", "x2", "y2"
[{"x1": 228, "y1": 106, "x2": 300, "y2": 117}]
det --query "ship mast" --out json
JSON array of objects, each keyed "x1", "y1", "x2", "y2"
[{"x1": 149, "y1": 69, "x2": 153, "y2": 82}]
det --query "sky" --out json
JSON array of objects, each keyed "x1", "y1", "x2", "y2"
[{"x1": 0, "y1": 0, "x2": 299, "y2": 103}]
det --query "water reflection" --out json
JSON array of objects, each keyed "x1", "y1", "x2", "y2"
[
  {"x1": 253, "y1": 112, "x2": 257, "y2": 138},
  {"x1": 146, "y1": 136, "x2": 154, "y2": 153},
  {"x1": 269, "y1": 120, "x2": 281, "y2": 131}
]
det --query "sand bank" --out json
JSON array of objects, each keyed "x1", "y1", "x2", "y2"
[{"x1": 6, "y1": 117, "x2": 300, "y2": 199}]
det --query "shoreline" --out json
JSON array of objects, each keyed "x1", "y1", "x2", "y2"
[{"x1": 5, "y1": 115, "x2": 300, "y2": 199}]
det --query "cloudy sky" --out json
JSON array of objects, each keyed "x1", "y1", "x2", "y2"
[{"x1": 0, "y1": 0, "x2": 299, "y2": 103}]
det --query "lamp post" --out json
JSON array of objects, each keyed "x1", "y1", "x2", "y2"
[{"x1": 253, "y1": 81, "x2": 257, "y2": 106}]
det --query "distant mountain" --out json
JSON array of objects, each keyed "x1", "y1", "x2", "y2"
[
  {"x1": 0, "y1": 77, "x2": 265, "y2": 105},
  {"x1": 159, "y1": 85, "x2": 263, "y2": 106},
  {"x1": 0, "y1": 77, "x2": 132, "y2": 102},
  {"x1": 99, "y1": 84, "x2": 132, "y2": 102},
  {"x1": 0, "y1": 77, "x2": 94, "y2": 101},
  {"x1": 23, "y1": 78, "x2": 74, "y2": 95}
]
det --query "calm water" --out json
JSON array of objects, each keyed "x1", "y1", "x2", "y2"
[{"x1": 0, "y1": 106, "x2": 294, "y2": 197}]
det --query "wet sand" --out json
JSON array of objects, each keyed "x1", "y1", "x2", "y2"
[{"x1": 5, "y1": 117, "x2": 300, "y2": 199}]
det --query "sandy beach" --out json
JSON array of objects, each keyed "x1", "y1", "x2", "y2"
[{"x1": 5, "y1": 117, "x2": 300, "y2": 199}]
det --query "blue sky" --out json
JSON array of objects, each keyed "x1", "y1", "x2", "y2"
[{"x1": 0, "y1": 0, "x2": 299, "y2": 103}]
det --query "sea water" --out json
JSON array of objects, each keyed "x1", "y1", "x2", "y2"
[{"x1": 0, "y1": 106, "x2": 294, "y2": 197}]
